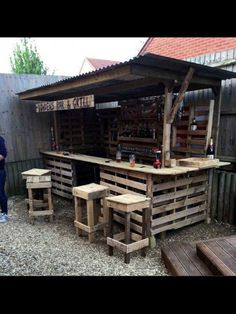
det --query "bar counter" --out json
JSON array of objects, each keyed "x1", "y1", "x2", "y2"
[{"x1": 41, "y1": 151, "x2": 229, "y2": 236}]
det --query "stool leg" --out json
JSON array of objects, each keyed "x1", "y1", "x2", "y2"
[
  {"x1": 74, "y1": 197, "x2": 82, "y2": 236},
  {"x1": 141, "y1": 207, "x2": 147, "y2": 257},
  {"x1": 125, "y1": 212, "x2": 131, "y2": 264},
  {"x1": 28, "y1": 188, "x2": 34, "y2": 224},
  {"x1": 87, "y1": 200, "x2": 94, "y2": 243},
  {"x1": 103, "y1": 197, "x2": 108, "y2": 237},
  {"x1": 108, "y1": 207, "x2": 114, "y2": 256}
]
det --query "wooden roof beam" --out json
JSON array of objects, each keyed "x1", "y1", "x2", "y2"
[{"x1": 131, "y1": 64, "x2": 221, "y2": 87}]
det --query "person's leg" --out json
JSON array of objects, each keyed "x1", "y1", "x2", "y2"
[{"x1": 0, "y1": 169, "x2": 8, "y2": 215}]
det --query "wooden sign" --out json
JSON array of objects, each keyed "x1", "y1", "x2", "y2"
[{"x1": 36, "y1": 95, "x2": 94, "y2": 112}]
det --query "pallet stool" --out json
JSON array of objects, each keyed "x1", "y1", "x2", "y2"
[
  {"x1": 72, "y1": 183, "x2": 110, "y2": 242},
  {"x1": 21, "y1": 168, "x2": 53, "y2": 224},
  {"x1": 106, "y1": 194, "x2": 151, "y2": 264}
]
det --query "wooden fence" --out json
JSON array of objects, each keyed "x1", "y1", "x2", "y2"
[
  {"x1": 5, "y1": 158, "x2": 43, "y2": 196},
  {"x1": 211, "y1": 170, "x2": 236, "y2": 224}
]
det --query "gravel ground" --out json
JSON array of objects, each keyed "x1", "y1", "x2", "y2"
[{"x1": 0, "y1": 195, "x2": 236, "y2": 276}]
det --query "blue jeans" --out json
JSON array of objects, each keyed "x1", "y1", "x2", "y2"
[{"x1": 0, "y1": 169, "x2": 8, "y2": 214}]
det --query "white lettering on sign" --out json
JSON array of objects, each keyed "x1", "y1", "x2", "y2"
[{"x1": 36, "y1": 95, "x2": 94, "y2": 112}]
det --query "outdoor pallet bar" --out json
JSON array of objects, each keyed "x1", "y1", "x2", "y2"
[
  {"x1": 41, "y1": 150, "x2": 229, "y2": 236},
  {"x1": 18, "y1": 53, "x2": 236, "y2": 238}
]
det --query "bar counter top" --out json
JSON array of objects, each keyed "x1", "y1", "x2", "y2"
[{"x1": 41, "y1": 151, "x2": 230, "y2": 176}]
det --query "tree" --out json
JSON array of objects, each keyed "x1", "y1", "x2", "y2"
[{"x1": 10, "y1": 38, "x2": 48, "y2": 75}]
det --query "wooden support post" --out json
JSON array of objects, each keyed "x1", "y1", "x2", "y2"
[
  {"x1": 162, "y1": 86, "x2": 173, "y2": 166},
  {"x1": 53, "y1": 111, "x2": 59, "y2": 150},
  {"x1": 168, "y1": 67, "x2": 195, "y2": 124},
  {"x1": 205, "y1": 100, "x2": 215, "y2": 152},
  {"x1": 211, "y1": 85, "x2": 222, "y2": 156}
]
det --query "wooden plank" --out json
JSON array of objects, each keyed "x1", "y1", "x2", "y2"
[
  {"x1": 217, "y1": 172, "x2": 226, "y2": 222},
  {"x1": 26, "y1": 175, "x2": 51, "y2": 183},
  {"x1": 152, "y1": 203, "x2": 206, "y2": 227},
  {"x1": 223, "y1": 173, "x2": 232, "y2": 223},
  {"x1": 181, "y1": 242, "x2": 213, "y2": 276},
  {"x1": 100, "y1": 181, "x2": 142, "y2": 196},
  {"x1": 126, "y1": 238, "x2": 149, "y2": 253},
  {"x1": 22, "y1": 168, "x2": 51, "y2": 177},
  {"x1": 162, "y1": 86, "x2": 172, "y2": 163},
  {"x1": 107, "y1": 237, "x2": 148, "y2": 254},
  {"x1": 52, "y1": 188, "x2": 73, "y2": 199},
  {"x1": 161, "y1": 246, "x2": 189, "y2": 276},
  {"x1": 26, "y1": 182, "x2": 52, "y2": 189},
  {"x1": 45, "y1": 166, "x2": 72, "y2": 177},
  {"x1": 196, "y1": 241, "x2": 236, "y2": 276},
  {"x1": 212, "y1": 86, "x2": 222, "y2": 156},
  {"x1": 113, "y1": 213, "x2": 142, "y2": 234},
  {"x1": 205, "y1": 100, "x2": 214, "y2": 152},
  {"x1": 100, "y1": 172, "x2": 146, "y2": 191},
  {"x1": 29, "y1": 210, "x2": 53, "y2": 216},
  {"x1": 229, "y1": 174, "x2": 236, "y2": 224},
  {"x1": 168, "y1": 67, "x2": 195, "y2": 124},
  {"x1": 52, "y1": 181, "x2": 72, "y2": 192},
  {"x1": 51, "y1": 174, "x2": 72, "y2": 185},
  {"x1": 152, "y1": 213, "x2": 206, "y2": 235},
  {"x1": 170, "y1": 243, "x2": 206, "y2": 276},
  {"x1": 211, "y1": 171, "x2": 219, "y2": 220},
  {"x1": 178, "y1": 157, "x2": 219, "y2": 168},
  {"x1": 153, "y1": 183, "x2": 207, "y2": 204},
  {"x1": 153, "y1": 174, "x2": 208, "y2": 192},
  {"x1": 25, "y1": 199, "x2": 48, "y2": 208},
  {"x1": 45, "y1": 159, "x2": 72, "y2": 170},
  {"x1": 153, "y1": 194, "x2": 207, "y2": 215},
  {"x1": 74, "y1": 221, "x2": 104, "y2": 233}
]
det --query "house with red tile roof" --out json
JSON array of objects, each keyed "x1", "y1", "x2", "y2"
[
  {"x1": 138, "y1": 37, "x2": 236, "y2": 60},
  {"x1": 79, "y1": 57, "x2": 120, "y2": 74}
]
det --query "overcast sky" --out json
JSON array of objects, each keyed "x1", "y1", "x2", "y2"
[{"x1": 0, "y1": 37, "x2": 147, "y2": 76}]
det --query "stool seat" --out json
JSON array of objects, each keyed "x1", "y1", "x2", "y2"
[
  {"x1": 106, "y1": 194, "x2": 150, "y2": 212},
  {"x1": 72, "y1": 183, "x2": 108, "y2": 200},
  {"x1": 73, "y1": 183, "x2": 109, "y2": 242},
  {"x1": 106, "y1": 193, "x2": 150, "y2": 264}
]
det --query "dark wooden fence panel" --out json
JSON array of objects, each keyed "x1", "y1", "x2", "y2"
[
  {"x1": 211, "y1": 170, "x2": 236, "y2": 224},
  {"x1": 5, "y1": 158, "x2": 43, "y2": 196}
]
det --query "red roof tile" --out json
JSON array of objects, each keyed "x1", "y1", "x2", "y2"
[{"x1": 87, "y1": 58, "x2": 120, "y2": 69}]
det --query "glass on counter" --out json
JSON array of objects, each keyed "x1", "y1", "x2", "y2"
[{"x1": 129, "y1": 154, "x2": 136, "y2": 167}]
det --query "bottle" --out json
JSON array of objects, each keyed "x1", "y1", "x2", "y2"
[
  {"x1": 116, "y1": 144, "x2": 122, "y2": 162},
  {"x1": 152, "y1": 128, "x2": 156, "y2": 139},
  {"x1": 190, "y1": 117, "x2": 197, "y2": 131},
  {"x1": 206, "y1": 138, "x2": 215, "y2": 159}
]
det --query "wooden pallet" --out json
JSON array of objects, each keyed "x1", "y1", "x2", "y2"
[{"x1": 44, "y1": 156, "x2": 75, "y2": 199}]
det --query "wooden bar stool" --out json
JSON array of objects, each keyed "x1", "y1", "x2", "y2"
[
  {"x1": 106, "y1": 194, "x2": 151, "y2": 264},
  {"x1": 21, "y1": 168, "x2": 53, "y2": 224},
  {"x1": 72, "y1": 183, "x2": 110, "y2": 242}
]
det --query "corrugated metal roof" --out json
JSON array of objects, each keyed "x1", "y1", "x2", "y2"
[{"x1": 17, "y1": 53, "x2": 236, "y2": 101}]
